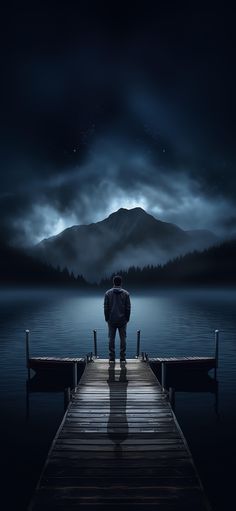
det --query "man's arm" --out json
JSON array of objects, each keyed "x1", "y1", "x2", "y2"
[
  {"x1": 125, "y1": 293, "x2": 131, "y2": 322},
  {"x1": 104, "y1": 293, "x2": 110, "y2": 322}
]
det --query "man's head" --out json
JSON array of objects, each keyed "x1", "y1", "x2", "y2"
[{"x1": 113, "y1": 275, "x2": 122, "y2": 287}]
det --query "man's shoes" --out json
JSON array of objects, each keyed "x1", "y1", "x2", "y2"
[
  {"x1": 109, "y1": 359, "x2": 115, "y2": 364},
  {"x1": 120, "y1": 359, "x2": 126, "y2": 364}
]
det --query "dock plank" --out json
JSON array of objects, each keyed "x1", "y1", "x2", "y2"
[
  {"x1": 149, "y1": 356, "x2": 215, "y2": 369},
  {"x1": 29, "y1": 359, "x2": 211, "y2": 510}
]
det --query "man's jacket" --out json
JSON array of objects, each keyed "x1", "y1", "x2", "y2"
[{"x1": 104, "y1": 287, "x2": 131, "y2": 326}]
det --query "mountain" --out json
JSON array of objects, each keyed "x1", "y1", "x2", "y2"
[{"x1": 32, "y1": 207, "x2": 218, "y2": 281}]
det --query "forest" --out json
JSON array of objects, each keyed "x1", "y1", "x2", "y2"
[{"x1": 1, "y1": 238, "x2": 236, "y2": 288}]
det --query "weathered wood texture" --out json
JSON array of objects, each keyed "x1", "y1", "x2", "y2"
[
  {"x1": 29, "y1": 357, "x2": 84, "y2": 367},
  {"x1": 149, "y1": 356, "x2": 216, "y2": 373},
  {"x1": 29, "y1": 359, "x2": 210, "y2": 510}
]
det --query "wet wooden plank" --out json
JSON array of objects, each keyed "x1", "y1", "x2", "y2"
[
  {"x1": 149, "y1": 356, "x2": 215, "y2": 368},
  {"x1": 29, "y1": 359, "x2": 211, "y2": 511},
  {"x1": 29, "y1": 357, "x2": 84, "y2": 364},
  {"x1": 29, "y1": 486, "x2": 207, "y2": 511}
]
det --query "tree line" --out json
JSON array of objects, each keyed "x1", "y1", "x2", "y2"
[
  {"x1": 1, "y1": 238, "x2": 236, "y2": 288},
  {"x1": 0, "y1": 243, "x2": 88, "y2": 287},
  {"x1": 99, "y1": 239, "x2": 236, "y2": 288}
]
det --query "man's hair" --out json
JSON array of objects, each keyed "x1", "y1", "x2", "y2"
[{"x1": 113, "y1": 275, "x2": 122, "y2": 286}]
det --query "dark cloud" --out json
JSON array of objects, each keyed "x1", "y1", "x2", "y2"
[{"x1": 0, "y1": 2, "x2": 235, "y2": 245}]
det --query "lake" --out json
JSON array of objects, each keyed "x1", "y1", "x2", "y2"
[{"x1": 0, "y1": 287, "x2": 235, "y2": 510}]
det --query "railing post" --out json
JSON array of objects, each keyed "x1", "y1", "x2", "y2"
[
  {"x1": 72, "y1": 362, "x2": 77, "y2": 390},
  {"x1": 161, "y1": 362, "x2": 166, "y2": 391},
  {"x1": 25, "y1": 329, "x2": 30, "y2": 380},
  {"x1": 214, "y1": 329, "x2": 219, "y2": 379},
  {"x1": 136, "y1": 330, "x2": 141, "y2": 358},
  {"x1": 93, "y1": 329, "x2": 98, "y2": 358}
]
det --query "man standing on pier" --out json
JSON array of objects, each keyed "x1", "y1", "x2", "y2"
[{"x1": 104, "y1": 275, "x2": 131, "y2": 363}]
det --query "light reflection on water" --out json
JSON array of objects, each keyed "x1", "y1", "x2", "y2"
[{"x1": 0, "y1": 287, "x2": 236, "y2": 510}]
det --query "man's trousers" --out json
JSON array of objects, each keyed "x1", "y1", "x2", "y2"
[{"x1": 108, "y1": 323, "x2": 127, "y2": 361}]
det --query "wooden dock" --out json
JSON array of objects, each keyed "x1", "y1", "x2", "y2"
[
  {"x1": 149, "y1": 356, "x2": 215, "y2": 366},
  {"x1": 29, "y1": 359, "x2": 211, "y2": 510},
  {"x1": 28, "y1": 357, "x2": 85, "y2": 369},
  {"x1": 149, "y1": 356, "x2": 216, "y2": 370}
]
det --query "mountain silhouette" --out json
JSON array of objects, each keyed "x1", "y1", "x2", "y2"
[{"x1": 32, "y1": 207, "x2": 217, "y2": 281}]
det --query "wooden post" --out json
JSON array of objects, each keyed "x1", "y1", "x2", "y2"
[
  {"x1": 64, "y1": 387, "x2": 71, "y2": 410},
  {"x1": 214, "y1": 329, "x2": 219, "y2": 379},
  {"x1": 136, "y1": 330, "x2": 141, "y2": 358},
  {"x1": 72, "y1": 362, "x2": 77, "y2": 389},
  {"x1": 25, "y1": 329, "x2": 30, "y2": 380},
  {"x1": 161, "y1": 362, "x2": 166, "y2": 391},
  {"x1": 93, "y1": 330, "x2": 98, "y2": 358}
]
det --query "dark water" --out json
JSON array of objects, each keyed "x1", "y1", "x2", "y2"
[{"x1": 0, "y1": 287, "x2": 235, "y2": 510}]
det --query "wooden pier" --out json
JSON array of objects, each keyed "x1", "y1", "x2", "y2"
[
  {"x1": 149, "y1": 356, "x2": 216, "y2": 369},
  {"x1": 29, "y1": 359, "x2": 211, "y2": 510}
]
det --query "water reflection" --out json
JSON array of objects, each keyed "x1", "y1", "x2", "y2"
[{"x1": 107, "y1": 363, "x2": 129, "y2": 454}]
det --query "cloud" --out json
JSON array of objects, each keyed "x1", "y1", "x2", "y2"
[
  {"x1": 1, "y1": 134, "x2": 235, "y2": 247},
  {"x1": 1, "y1": 7, "x2": 235, "y2": 249}
]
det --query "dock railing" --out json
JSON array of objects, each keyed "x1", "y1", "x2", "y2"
[
  {"x1": 91, "y1": 328, "x2": 142, "y2": 359},
  {"x1": 93, "y1": 329, "x2": 98, "y2": 357},
  {"x1": 136, "y1": 329, "x2": 141, "y2": 357},
  {"x1": 25, "y1": 327, "x2": 219, "y2": 380}
]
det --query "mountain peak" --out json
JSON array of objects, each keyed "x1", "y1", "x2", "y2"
[
  {"x1": 105, "y1": 206, "x2": 154, "y2": 230},
  {"x1": 107, "y1": 206, "x2": 150, "y2": 221},
  {"x1": 110, "y1": 206, "x2": 146, "y2": 215}
]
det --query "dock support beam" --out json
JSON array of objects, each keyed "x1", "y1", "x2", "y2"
[
  {"x1": 136, "y1": 330, "x2": 141, "y2": 358},
  {"x1": 215, "y1": 329, "x2": 219, "y2": 379},
  {"x1": 93, "y1": 330, "x2": 98, "y2": 358},
  {"x1": 161, "y1": 362, "x2": 166, "y2": 391},
  {"x1": 25, "y1": 329, "x2": 30, "y2": 380},
  {"x1": 72, "y1": 362, "x2": 77, "y2": 390}
]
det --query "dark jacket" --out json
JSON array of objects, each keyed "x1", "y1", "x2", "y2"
[{"x1": 104, "y1": 287, "x2": 131, "y2": 326}]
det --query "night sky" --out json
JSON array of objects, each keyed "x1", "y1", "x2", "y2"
[{"x1": 0, "y1": 1, "x2": 235, "y2": 246}]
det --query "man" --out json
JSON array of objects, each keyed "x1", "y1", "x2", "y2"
[{"x1": 104, "y1": 275, "x2": 131, "y2": 363}]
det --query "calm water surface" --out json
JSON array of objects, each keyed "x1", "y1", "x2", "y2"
[{"x1": 0, "y1": 287, "x2": 235, "y2": 510}]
